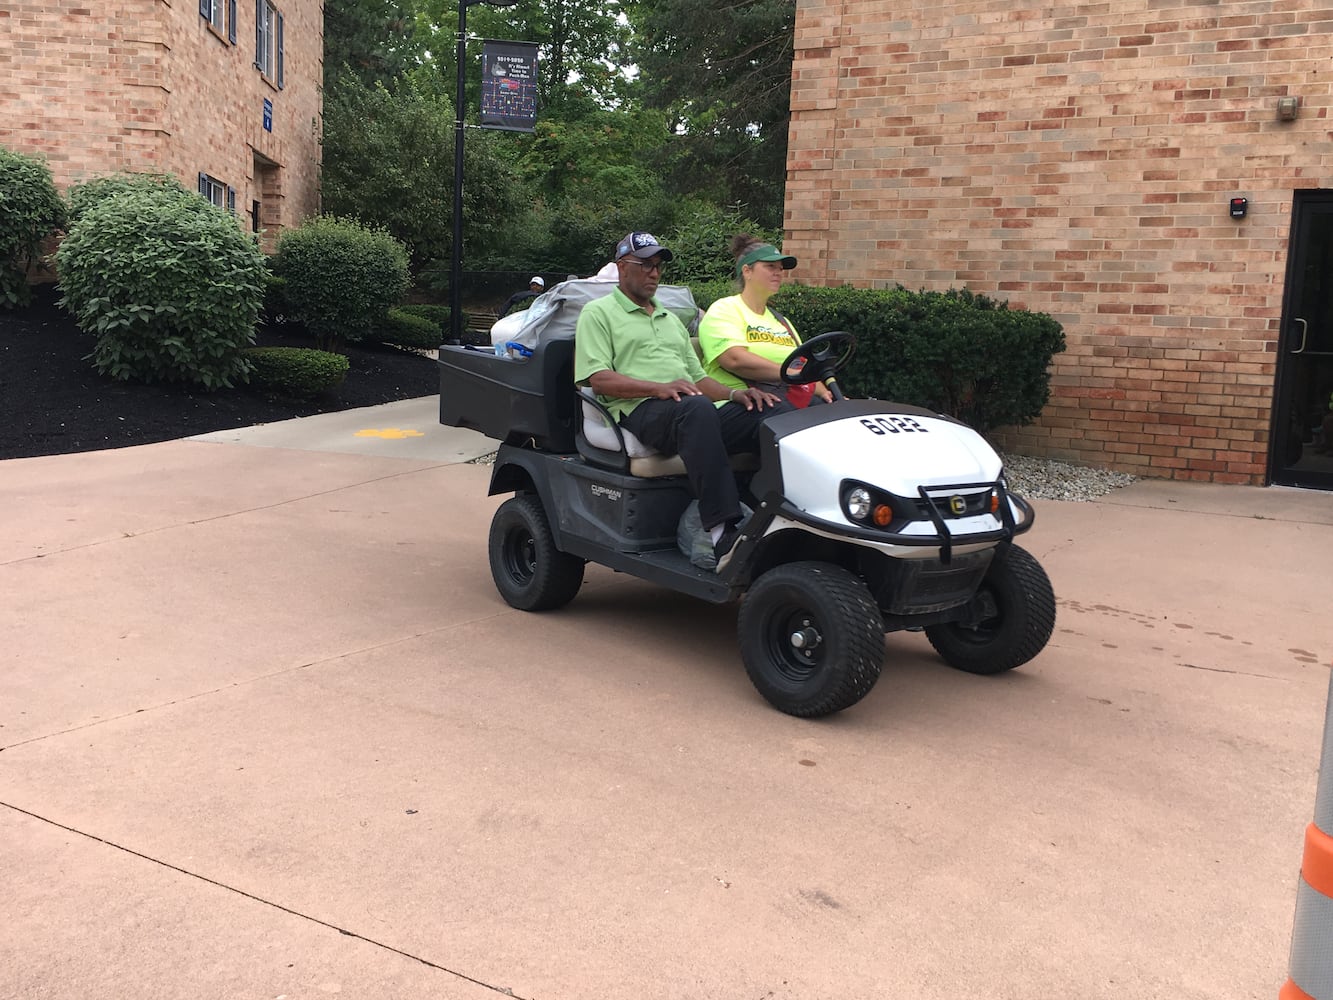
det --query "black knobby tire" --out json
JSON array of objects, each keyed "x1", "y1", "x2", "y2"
[
  {"x1": 737, "y1": 561, "x2": 885, "y2": 718},
  {"x1": 925, "y1": 544, "x2": 1055, "y2": 675},
  {"x1": 488, "y1": 495, "x2": 584, "y2": 612}
]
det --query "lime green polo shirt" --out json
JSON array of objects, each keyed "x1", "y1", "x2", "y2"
[{"x1": 574, "y1": 287, "x2": 706, "y2": 421}]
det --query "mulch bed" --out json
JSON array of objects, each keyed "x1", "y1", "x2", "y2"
[{"x1": 0, "y1": 285, "x2": 445, "y2": 460}]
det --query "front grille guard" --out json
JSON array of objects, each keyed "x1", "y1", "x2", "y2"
[{"x1": 915, "y1": 477, "x2": 1026, "y2": 565}]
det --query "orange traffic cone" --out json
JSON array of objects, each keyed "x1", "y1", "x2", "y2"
[{"x1": 1281, "y1": 667, "x2": 1333, "y2": 1000}]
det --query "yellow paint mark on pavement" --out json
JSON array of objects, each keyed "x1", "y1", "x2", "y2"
[{"x1": 355, "y1": 428, "x2": 425, "y2": 440}]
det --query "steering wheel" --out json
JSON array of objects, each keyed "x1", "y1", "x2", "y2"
[{"x1": 780, "y1": 331, "x2": 856, "y2": 386}]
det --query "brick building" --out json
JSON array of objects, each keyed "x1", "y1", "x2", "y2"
[
  {"x1": 786, "y1": 0, "x2": 1333, "y2": 489},
  {"x1": 0, "y1": 0, "x2": 322, "y2": 246}
]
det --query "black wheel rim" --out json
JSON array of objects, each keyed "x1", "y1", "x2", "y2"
[
  {"x1": 501, "y1": 526, "x2": 537, "y2": 587},
  {"x1": 761, "y1": 599, "x2": 825, "y2": 684}
]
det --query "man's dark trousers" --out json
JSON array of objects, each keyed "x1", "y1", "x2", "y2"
[{"x1": 620, "y1": 395, "x2": 792, "y2": 531}]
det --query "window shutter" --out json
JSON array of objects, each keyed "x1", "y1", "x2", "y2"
[
  {"x1": 276, "y1": 12, "x2": 284, "y2": 89},
  {"x1": 199, "y1": 0, "x2": 209, "y2": 19},
  {"x1": 226, "y1": 187, "x2": 236, "y2": 213},
  {"x1": 254, "y1": 0, "x2": 263, "y2": 67},
  {"x1": 227, "y1": 0, "x2": 236, "y2": 43},
  {"x1": 198, "y1": 173, "x2": 208, "y2": 197}
]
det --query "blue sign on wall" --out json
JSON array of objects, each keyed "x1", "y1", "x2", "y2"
[{"x1": 263, "y1": 98, "x2": 273, "y2": 132}]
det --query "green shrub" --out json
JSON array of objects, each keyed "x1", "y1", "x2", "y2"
[
  {"x1": 66, "y1": 172, "x2": 187, "y2": 224},
  {"x1": 242, "y1": 346, "x2": 349, "y2": 397},
  {"x1": 376, "y1": 307, "x2": 441, "y2": 349},
  {"x1": 0, "y1": 146, "x2": 67, "y2": 308},
  {"x1": 666, "y1": 203, "x2": 783, "y2": 285},
  {"x1": 271, "y1": 216, "x2": 410, "y2": 351},
  {"x1": 755, "y1": 284, "x2": 1066, "y2": 434},
  {"x1": 56, "y1": 186, "x2": 267, "y2": 388},
  {"x1": 261, "y1": 272, "x2": 288, "y2": 324},
  {"x1": 395, "y1": 302, "x2": 453, "y2": 330},
  {"x1": 686, "y1": 279, "x2": 736, "y2": 313}
]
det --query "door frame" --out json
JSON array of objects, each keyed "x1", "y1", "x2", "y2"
[{"x1": 1269, "y1": 190, "x2": 1333, "y2": 490}]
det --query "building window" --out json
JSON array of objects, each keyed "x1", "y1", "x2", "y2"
[
  {"x1": 198, "y1": 174, "x2": 236, "y2": 214},
  {"x1": 200, "y1": 0, "x2": 237, "y2": 44},
  {"x1": 255, "y1": 0, "x2": 285, "y2": 89}
]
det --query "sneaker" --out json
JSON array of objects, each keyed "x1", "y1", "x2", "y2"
[{"x1": 713, "y1": 525, "x2": 742, "y2": 573}]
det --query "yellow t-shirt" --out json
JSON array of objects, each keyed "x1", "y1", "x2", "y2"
[{"x1": 697, "y1": 296, "x2": 800, "y2": 393}]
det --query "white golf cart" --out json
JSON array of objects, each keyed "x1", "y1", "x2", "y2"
[{"x1": 438, "y1": 280, "x2": 1055, "y2": 717}]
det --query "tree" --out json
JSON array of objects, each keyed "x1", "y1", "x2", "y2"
[
  {"x1": 409, "y1": 0, "x2": 635, "y2": 110},
  {"x1": 321, "y1": 75, "x2": 524, "y2": 275},
  {"x1": 630, "y1": 0, "x2": 795, "y2": 228},
  {"x1": 325, "y1": 0, "x2": 423, "y2": 89}
]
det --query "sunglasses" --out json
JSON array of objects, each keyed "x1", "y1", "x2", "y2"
[{"x1": 620, "y1": 258, "x2": 666, "y2": 273}]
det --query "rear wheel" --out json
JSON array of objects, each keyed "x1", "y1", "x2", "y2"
[
  {"x1": 738, "y1": 561, "x2": 884, "y2": 717},
  {"x1": 925, "y1": 544, "x2": 1054, "y2": 674},
  {"x1": 488, "y1": 495, "x2": 584, "y2": 611}
]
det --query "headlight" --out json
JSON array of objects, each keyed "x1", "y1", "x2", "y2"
[{"x1": 846, "y1": 486, "x2": 872, "y2": 520}]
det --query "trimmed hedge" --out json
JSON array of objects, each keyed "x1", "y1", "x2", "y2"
[
  {"x1": 376, "y1": 307, "x2": 441, "y2": 350},
  {"x1": 690, "y1": 282, "x2": 1065, "y2": 434},
  {"x1": 56, "y1": 186, "x2": 266, "y2": 388},
  {"x1": 0, "y1": 146, "x2": 66, "y2": 308},
  {"x1": 270, "y1": 216, "x2": 409, "y2": 351},
  {"x1": 395, "y1": 302, "x2": 454, "y2": 331},
  {"x1": 242, "y1": 346, "x2": 350, "y2": 397}
]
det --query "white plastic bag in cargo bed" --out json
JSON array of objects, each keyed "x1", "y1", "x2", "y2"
[{"x1": 490, "y1": 270, "x2": 700, "y2": 352}]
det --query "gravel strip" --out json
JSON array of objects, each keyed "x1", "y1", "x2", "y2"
[
  {"x1": 1001, "y1": 454, "x2": 1136, "y2": 502},
  {"x1": 470, "y1": 448, "x2": 1134, "y2": 501}
]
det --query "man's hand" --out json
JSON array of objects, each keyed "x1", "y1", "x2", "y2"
[
  {"x1": 813, "y1": 382, "x2": 834, "y2": 403},
  {"x1": 730, "y1": 386, "x2": 783, "y2": 411},
  {"x1": 651, "y1": 379, "x2": 704, "y2": 401}
]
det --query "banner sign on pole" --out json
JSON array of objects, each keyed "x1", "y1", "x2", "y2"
[{"x1": 480, "y1": 40, "x2": 539, "y2": 133}]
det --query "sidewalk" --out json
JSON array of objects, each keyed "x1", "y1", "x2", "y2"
[{"x1": 1, "y1": 403, "x2": 1330, "y2": 999}]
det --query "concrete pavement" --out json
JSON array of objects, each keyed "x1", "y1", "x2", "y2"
[{"x1": 2, "y1": 396, "x2": 1331, "y2": 999}]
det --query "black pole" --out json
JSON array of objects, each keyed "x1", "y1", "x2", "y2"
[{"x1": 449, "y1": 0, "x2": 468, "y2": 345}]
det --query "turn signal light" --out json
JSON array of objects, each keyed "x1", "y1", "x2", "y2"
[
  {"x1": 990, "y1": 492, "x2": 1000, "y2": 513},
  {"x1": 872, "y1": 504, "x2": 893, "y2": 527}
]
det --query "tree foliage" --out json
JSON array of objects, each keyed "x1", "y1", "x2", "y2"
[
  {"x1": 631, "y1": 0, "x2": 795, "y2": 228},
  {"x1": 321, "y1": 0, "x2": 798, "y2": 277},
  {"x1": 325, "y1": 0, "x2": 422, "y2": 88},
  {"x1": 321, "y1": 74, "x2": 524, "y2": 273}
]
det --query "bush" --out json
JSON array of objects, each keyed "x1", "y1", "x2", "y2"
[
  {"x1": 242, "y1": 346, "x2": 349, "y2": 397},
  {"x1": 261, "y1": 272, "x2": 288, "y2": 325},
  {"x1": 271, "y1": 216, "x2": 409, "y2": 351},
  {"x1": 395, "y1": 302, "x2": 453, "y2": 331},
  {"x1": 754, "y1": 284, "x2": 1065, "y2": 434},
  {"x1": 0, "y1": 146, "x2": 66, "y2": 308},
  {"x1": 66, "y1": 172, "x2": 187, "y2": 225},
  {"x1": 56, "y1": 186, "x2": 267, "y2": 388},
  {"x1": 687, "y1": 279, "x2": 736, "y2": 313},
  {"x1": 376, "y1": 307, "x2": 441, "y2": 349},
  {"x1": 665, "y1": 202, "x2": 783, "y2": 285}
]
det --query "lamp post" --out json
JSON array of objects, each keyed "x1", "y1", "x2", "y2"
[{"x1": 450, "y1": 0, "x2": 520, "y2": 345}]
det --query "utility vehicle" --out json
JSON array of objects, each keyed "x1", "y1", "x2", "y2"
[{"x1": 439, "y1": 288, "x2": 1055, "y2": 717}]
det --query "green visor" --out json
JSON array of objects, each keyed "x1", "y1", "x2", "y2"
[{"x1": 737, "y1": 244, "x2": 797, "y2": 276}]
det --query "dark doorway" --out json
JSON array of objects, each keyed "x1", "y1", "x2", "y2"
[{"x1": 1271, "y1": 191, "x2": 1333, "y2": 489}]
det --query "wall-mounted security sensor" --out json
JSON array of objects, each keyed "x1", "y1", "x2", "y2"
[
  {"x1": 1229, "y1": 197, "x2": 1248, "y2": 219},
  {"x1": 1277, "y1": 96, "x2": 1299, "y2": 121}
]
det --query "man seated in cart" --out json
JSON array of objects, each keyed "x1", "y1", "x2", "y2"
[{"x1": 573, "y1": 231, "x2": 790, "y2": 570}]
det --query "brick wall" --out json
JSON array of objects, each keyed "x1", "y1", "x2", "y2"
[
  {"x1": 786, "y1": 0, "x2": 1333, "y2": 483},
  {"x1": 0, "y1": 0, "x2": 321, "y2": 240}
]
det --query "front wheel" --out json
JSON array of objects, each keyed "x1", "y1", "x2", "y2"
[
  {"x1": 738, "y1": 561, "x2": 885, "y2": 718},
  {"x1": 925, "y1": 544, "x2": 1055, "y2": 674},
  {"x1": 488, "y1": 495, "x2": 584, "y2": 611}
]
